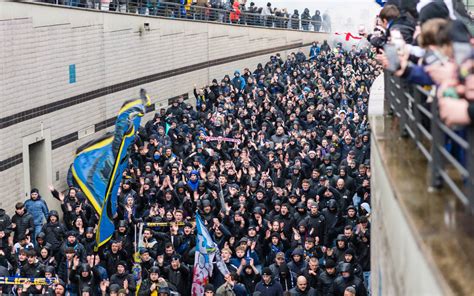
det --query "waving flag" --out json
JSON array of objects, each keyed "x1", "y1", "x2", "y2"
[
  {"x1": 192, "y1": 212, "x2": 229, "y2": 296},
  {"x1": 72, "y1": 89, "x2": 151, "y2": 249}
]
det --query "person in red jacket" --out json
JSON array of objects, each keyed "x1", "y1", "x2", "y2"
[{"x1": 230, "y1": 0, "x2": 241, "y2": 23}]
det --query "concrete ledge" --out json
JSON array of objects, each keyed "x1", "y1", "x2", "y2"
[{"x1": 369, "y1": 75, "x2": 474, "y2": 295}]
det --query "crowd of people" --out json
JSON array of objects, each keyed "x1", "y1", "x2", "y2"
[
  {"x1": 37, "y1": 0, "x2": 331, "y2": 32},
  {"x1": 0, "y1": 36, "x2": 379, "y2": 296},
  {"x1": 374, "y1": 0, "x2": 474, "y2": 127}
]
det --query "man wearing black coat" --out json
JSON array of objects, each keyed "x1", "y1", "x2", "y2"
[
  {"x1": 332, "y1": 263, "x2": 366, "y2": 296},
  {"x1": 110, "y1": 261, "x2": 137, "y2": 295},
  {"x1": 162, "y1": 254, "x2": 191, "y2": 296},
  {"x1": 11, "y1": 202, "x2": 34, "y2": 243},
  {"x1": 255, "y1": 267, "x2": 284, "y2": 295},
  {"x1": 319, "y1": 259, "x2": 337, "y2": 296},
  {"x1": 304, "y1": 202, "x2": 326, "y2": 245}
]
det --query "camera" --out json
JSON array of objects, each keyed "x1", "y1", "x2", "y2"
[{"x1": 368, "y1": 26, "x2": 387, "y2": 51}]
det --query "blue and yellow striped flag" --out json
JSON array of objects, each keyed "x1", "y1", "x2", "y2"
[{"x1": 72, "y1": 89, "x2": 151, "y2": 249}]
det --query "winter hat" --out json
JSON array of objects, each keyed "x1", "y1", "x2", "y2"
[
  {"x1": 150, "y1": 266, "x2": 160, "y2": 275},
  {"x1": 418, "y1": 1, "x2": 450, "y2": 25},
  {"x1": 109, "y1": 284, "x2": 121, "y2": 292},
  {"x1": 262, "y1": 267, "x2": 273, "y2": 276},
  {"x1": 204, "y1": 284, "x2": 215, "y2": 292},
  {"x1": 291, "y1": 248, "x2": 304, "y2": 257},
  {"x1": 325, "y1": 259, "x2": 336, "y2": 268},
  {"x1": 66, "y1": 230, "x2": 77, "y2": 238}
]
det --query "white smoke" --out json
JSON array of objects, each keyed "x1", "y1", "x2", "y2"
[{"x1": 251, "y1": 0, "x2": 382, "y2": 46}]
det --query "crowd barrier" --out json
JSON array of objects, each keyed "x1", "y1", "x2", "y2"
[{"x1": 384, "y1": 71, "x2": 474, "y2": 212}]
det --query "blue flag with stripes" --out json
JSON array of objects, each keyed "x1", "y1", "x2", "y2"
[{"x1": 72, "y1": 89, "x2": 151, "y2": 249}]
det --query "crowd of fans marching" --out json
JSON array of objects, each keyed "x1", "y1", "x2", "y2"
[
  {"x1": 6, "y1": 0, "x2": 472, "y2": 295},
  {"x1": 37, "y1": 0, "x2": 331, "y2": 32},
  {"x1": 0, "y1": 38, "x2": 380, "y2": 296}
]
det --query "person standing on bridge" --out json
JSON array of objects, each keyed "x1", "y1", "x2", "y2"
[{"x1": 312, "y1": 10, "x2": 322, "y2": 32}]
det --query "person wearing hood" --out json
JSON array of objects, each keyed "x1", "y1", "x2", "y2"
[
  {"x1": 301, "y1": 8, "x2": 311, "y2": 31},
  {"x1": 332, "y1": 263, "x2": 367, "y2": 296},
  {"x1": 255, "y1": 267, "x2": 283, "y2": 295},
  {"x1": 320, "y1": 40, "x2": 331, "y2": 53},
  {"x1": 41, "y1": 210, "x2": 66, "y2": 254},
  {"x1": 187, "y1": 170, "x2": 200, "y2": 192},
  {"x1": 82, "y1": 227, "x2": 96, "y2": 255},
  {"x1": 319, "y1": 259, "x2": 337, "y2": 295},
  {"x1": 309, "y1": 42, "x2": 321, "y2": 61},
  {"x1": 303, "y1": 201, "x2": 327, "y2": 246},
  {"x1": 232, "y1": 70, "x2": 246, "y2": 93},
  {"x1": 338, "y1": 248, "x2": 363, "y2": 280},
  {"x1": 70, "y1": 262, "x2": 98, "y2": 296},
  {"x1": 333, "y1": 234, "x2": 348, "y2": 263},
  {"x1": 287, "y1": 248, "x2": 307, "y2": 275},
  {"x1": 110, "y1": 261, "x2": 137, "y2": 295},
  {"x1": 322, "y1": 199, "x2": 343, "y2": 245},
  {"x1": 274, "y1": 262, "x2": 297, "y2": 291},
  {"x1": 291, "y1": 9, "x2": 300, "y2": 30},
  {"x1": 24, "y1": 188, "x2": 49, "y2": 241},
  {"x1": 312, "y1": 10, "x2": 322, "y2": 32},
  {"x1": 138, "y1": 266, "x2": 177, "y2": 295},
  {"x1": 239, "y1": 261, "x2": 261, "y2": 293},
  {"x1": 59, "y1": 230, "x2": 87, "y2": 262}
]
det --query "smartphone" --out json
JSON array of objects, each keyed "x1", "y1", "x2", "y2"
[{"x1": 383, "y1": 44, "x2": 401, "y2": 72}]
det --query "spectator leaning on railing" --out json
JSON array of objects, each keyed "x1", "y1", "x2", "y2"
[{"x1": 373, "y1": 1, "x2": 473, "y2": 128}]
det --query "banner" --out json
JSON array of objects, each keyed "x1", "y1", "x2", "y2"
[
  {"x1": 72, "y1": 89, "x2": 151, "y2": 249},
  {"x1": 0, "y1": 277, "x2": 58, "y2": 285},
  {"x1": 191, "y1": 213, "x2": 229, "y2": 296},
  {"x1": 201, "y1": 136, "x2": 241, "y2": 144}
]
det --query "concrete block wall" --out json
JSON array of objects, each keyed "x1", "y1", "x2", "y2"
[{"x1": 0, "y1": 2, "x2": 328, "y2": 211}]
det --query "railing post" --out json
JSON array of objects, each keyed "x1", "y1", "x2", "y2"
[
  {"x1": 384, "y1": 71, "x2": 392, "y2": 116},
  {"x1": 397, "y1": 77, "x2": 409, "y2": 137},
  {"x1": 466, "y1": 126, "x2": 474, "y2": 213},
  {"x1": 430, "y1": 94, "x2": 444, "y2": 188},
  {"x1": 411, "y1": 86, "x2": 422, "y2": 143}
]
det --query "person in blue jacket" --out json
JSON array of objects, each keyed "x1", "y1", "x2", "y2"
[
  {"x1": 24, "y1": 188, "x2": 49, "y2": 243},
  {"x1": 232, "y1": 71, "x2": 246, "y2": 93}
]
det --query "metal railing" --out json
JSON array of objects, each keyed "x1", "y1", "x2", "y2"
[
  {"x1": 384, "y1": 71, "x2": 474, "y2": 212},
  {"x1": 34, "y1": 1, "x2": 330, "y2": 32}
]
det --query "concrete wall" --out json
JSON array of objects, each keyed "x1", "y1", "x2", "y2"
[
  {"x1": 0, "y1": 2, "x2": 327, "y2": 211},
  {"x1": 370, "y1": 137, "x2": 445, "y2": 295},
  {"x1": 369, "y1": 75, "x2": 448, "y2": 295}
]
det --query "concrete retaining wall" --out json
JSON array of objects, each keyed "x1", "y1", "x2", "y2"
[{"x1": 369, "y1": 75, "x2": 447, "y2": 295}]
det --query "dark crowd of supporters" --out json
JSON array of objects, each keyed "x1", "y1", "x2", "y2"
[
  {"x1": 37, "y1": 0, "x2": 331, "y2": 32},
  {"x1": 0, "y1": 38, "x2": 380, "y2": 296}
]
